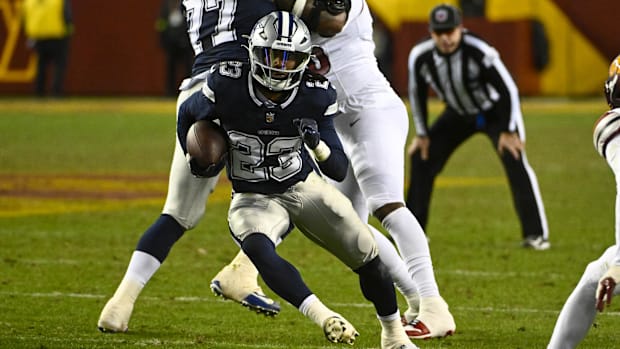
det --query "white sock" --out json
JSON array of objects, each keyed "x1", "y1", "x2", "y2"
[
  {"x1": 125, "y1": 250, "x2": 162, "y2": 286},
  {"x1": 382, "y1": 207, "x2": 439, "y2": 297},
  {"x1": 298, "y1": 294, "x2": 338, "y2": 327},
  {"x1": 108, "y1": 251, "x2": 160, "y2": 304},
  {"x1": 370, "y1": 225, "x2": 418, "y2": 297},
  {"x1": 377, "y1": 311, "x2": 405, "y2": 337}
]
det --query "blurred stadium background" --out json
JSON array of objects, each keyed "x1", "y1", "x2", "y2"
[{"x1": 0, "y1": 0, "x2": 614, "y2": 98}]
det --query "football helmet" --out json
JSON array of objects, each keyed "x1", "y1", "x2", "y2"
[
  {"x1": 248, "y1": 11, "x2": 312, "y2": 91},
  {"x1": 605, "y1": 54, "x2": 620, "y2": 108}
]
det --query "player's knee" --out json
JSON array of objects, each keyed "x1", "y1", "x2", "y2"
[
  {"x1": 354, "y1": 256, "x2": 391, "y2": 281},
  {"x1": 241, "y1": 233, "x2": 276, "y2": 265},
  {"x1": 161, "y1": 207, "x2": 205, "y2": 230},
  {"x1": 373, "y1": 202, "x2": 405, "y2": 222}
]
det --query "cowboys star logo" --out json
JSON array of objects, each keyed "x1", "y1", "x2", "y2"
[{"x1": 265, "y1": 111, "x2": 275, "y2": 123}]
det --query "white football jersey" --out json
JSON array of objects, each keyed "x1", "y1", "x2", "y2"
[{"x1": 311, "y1": 0, "x2": 393, "y2": 110}]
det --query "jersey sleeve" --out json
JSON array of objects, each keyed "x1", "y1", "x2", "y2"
[
  {"x1": 316, "y1": 116, "x2": 348, "y2": 181},
  {"x1": 176, "y1": 73, "x2": 218, "y2": 154}
]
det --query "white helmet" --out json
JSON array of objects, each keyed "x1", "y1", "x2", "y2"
[{"x1": 248, "y1": 11, "x2": 312, "y2": 91}]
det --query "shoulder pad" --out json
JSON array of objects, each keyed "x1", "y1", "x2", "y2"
[{"x1": 593, "y1": 109, "x2": 620, "y2": 158}]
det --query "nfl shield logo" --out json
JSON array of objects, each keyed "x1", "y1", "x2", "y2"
[{"x1": 265, "y1": 112, "x2": 275, "y2": 123}]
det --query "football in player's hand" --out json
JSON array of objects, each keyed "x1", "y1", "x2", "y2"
[{"x1": 186, "y1": 120, "x2": 229, "y2": 169}]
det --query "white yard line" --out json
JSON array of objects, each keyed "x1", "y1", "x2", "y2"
[{"x1": 4, "y1": 290, "x2": 620, "y2": 317}]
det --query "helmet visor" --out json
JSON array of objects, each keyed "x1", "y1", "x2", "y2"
[{"x1": 253, "y1": 47, "x2": 309, "y2": 73}]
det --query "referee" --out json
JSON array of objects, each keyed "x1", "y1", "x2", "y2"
[{"x1": 405, "y1": 4, "x2": 550, "y2": 250}]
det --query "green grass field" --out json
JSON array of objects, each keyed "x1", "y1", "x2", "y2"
[{"x1": 1, "y1": 97, "x2": 619, "y2": 348}]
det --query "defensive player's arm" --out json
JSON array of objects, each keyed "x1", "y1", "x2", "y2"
[{"x1": 274, "y1": 0, "x2": 349, "y2": 37}]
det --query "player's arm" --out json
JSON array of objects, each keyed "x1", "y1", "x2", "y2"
[
  {"x1": 274, "y1": 0, "x2": 349, "y2": 37},
  {"x1": 315, "y1": 116, "x2": 348, "y2": 181},
  {"x1": 295, "y1": 116, "x2": 348, "y2": 181},
  {"x1": 177, "y1": 77, "x2": 218, "y2": 154}
]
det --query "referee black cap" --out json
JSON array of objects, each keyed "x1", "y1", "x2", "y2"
[{"x1": 429, "y1": 4, "x2": 461, "y2": 32}]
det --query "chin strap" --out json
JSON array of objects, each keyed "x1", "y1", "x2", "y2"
[{"x1": 291, "y1": 0, "x2": 307, "y2": 17}]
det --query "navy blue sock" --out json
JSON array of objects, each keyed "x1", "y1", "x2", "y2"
[
  {"x1": 135, "y1": 214, "x2": 185, "y2": 263},
  {"x1": 241, "y1": 233, "x2": 312, "y2": 307},
  {"x1": 355, "y1": 256, "x2": 398, "y2": 317}
]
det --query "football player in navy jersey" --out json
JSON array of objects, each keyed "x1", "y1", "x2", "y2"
[
  {"x1": 212, "y1": 0, "x2": 456, "y2": 340},
  {"x1": 176, "y1": 12, "x2": 417, "y2": 348},
  {"x1": 98, "y1": 0, "x2": 426, "y2": 337},
  {"x1": 97, "y1": 0, "x2": 281, "y2": 333}
]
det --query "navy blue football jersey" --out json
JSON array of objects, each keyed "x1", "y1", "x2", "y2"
[
  {"x1": 178, "y1": 62, "x2": 342, "y2": 194},
  {"x1": 183, "y1": 0, "x2": 275, "y2": 75}
]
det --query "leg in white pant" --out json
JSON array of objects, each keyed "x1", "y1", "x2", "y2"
[{"x1": 547, "y1": 246, "x2": 619, "y2": 349}]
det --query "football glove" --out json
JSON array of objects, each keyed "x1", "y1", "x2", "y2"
[
  {"x1": 293, "y1": 118, "x2": 320, "y2": 149},
  {"x1": 595, "y1": 264, "x2": 620, "y2": 312},
  {"x1": 188, "y1": 157, "x2": 225, "y2": 178}
]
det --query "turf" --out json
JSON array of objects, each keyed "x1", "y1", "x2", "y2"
[{"x1": 1, "y1": 97, "x2": 619, "y2": 348}]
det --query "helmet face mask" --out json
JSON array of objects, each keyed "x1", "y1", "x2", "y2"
[
  {"x1": 605, "y1": 74, "x2": 620, "y2": 108},
  {"x1": 248, "y1": 11, "x2": 312, "y2": 91},
  {"x1": 606, "y1": 54, "x2": 620, "y2": 108}
]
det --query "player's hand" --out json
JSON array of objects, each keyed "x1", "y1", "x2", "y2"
[
  {"x1": 498, "y1": 132, "x2": 523, "y2": 160},
  {"x1": 293, "y1": 118, "x2": 320, "y2": 149},
  {"x1": 596, "y1": 265, "x2": 620, "y2": 312},
  {"x1": 408, "y1": 136, "x2": 430, "y2": 160},
  {"x1": 187, "y1": 156, "x2": 224, "y2": 178}
]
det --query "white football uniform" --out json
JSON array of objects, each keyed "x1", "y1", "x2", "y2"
[
  {"x1": 547, "y1": 108, "x2": 620, "y2": 348},
  {"x1": 311, "y1": 0, "x2": 411, "y2": 215},
  {"x1": 311, "y1": 0, "x2": 441, "y2": 300},
  {"x1": 163, "y1": 72, "x2": 220, "y2": 229}
]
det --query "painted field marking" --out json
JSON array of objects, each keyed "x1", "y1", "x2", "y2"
[
  {"x1": 0, "y1": 174, "x2": 232, "y2": 217},
  {"x1": 5, "y1": 290, "x2": 620, "y2": 318},
  {"x1": 0, "y1": 174, "x2": 504, "y2": 218}
]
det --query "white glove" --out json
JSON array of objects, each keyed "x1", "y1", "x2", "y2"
[{"x1": 595, "y1": 264, "x2": 620, "y2": 312}]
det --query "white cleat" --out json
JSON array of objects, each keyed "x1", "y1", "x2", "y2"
[
  {"x1": 381, "y1": 326, "x2": 419, "y2": 349},
  {"x1": 323, "y1": 315, "x2": 359, "y2": 345},
  {"x1": 97, "y1": 297, "x2": 133, "y2": 333},
  {"x1": 210, "y1": 264, "x2": 280, "y2": 316},
  {"x1": 97, "y1": 279, "x2": 142, "y2": 333},
  {"x1": 404, "y1": 296, "x2": 455, "y2": 340}
]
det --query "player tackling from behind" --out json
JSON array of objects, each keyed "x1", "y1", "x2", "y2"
[
  {"x1": 546, "y1": 54, "x2": 620, "y2": 348},
  {"x1": 177, "y1": 11, "x2": 417, "y2": 348}
]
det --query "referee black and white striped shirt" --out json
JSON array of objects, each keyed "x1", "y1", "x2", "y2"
[{"x1": 407, "y1": 30, "x2": 524, "y2": 137}]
